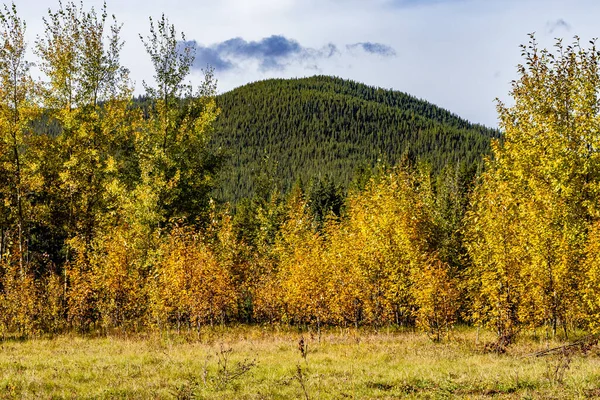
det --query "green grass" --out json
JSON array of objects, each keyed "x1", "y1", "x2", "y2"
[{"x1": 1, "y1": 326, "x2": 600, "y2": 399}]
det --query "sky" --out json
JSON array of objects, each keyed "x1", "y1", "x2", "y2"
[{"x1": 12, "y1": 0, "x2": 600, "y2": 127}]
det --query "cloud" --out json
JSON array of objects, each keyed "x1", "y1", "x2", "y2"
[
  {"x1": 185, "y1": 35, "x2": 338, "y2": 72},
  {"x1": 185, "y1": 44, "x2": 234, "y2": 71},
  {"x1": 546, "y1": 19, "x2": 571, "y2": 34},
  {"x1": 184, "y1": 35, "x2": 394, "y2": 72},
  {"x1": 220, "y1": 36, "x2": 301, "y2": 59},
  {"x1": 347, "y1": 42, "x2": 397, "y2": 57}
]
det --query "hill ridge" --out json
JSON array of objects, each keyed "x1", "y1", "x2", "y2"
[{"x1": 211, "y1": 75, "x2": 498, "y2": 202}]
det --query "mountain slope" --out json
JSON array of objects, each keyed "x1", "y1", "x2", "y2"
[{"x1": 211, "y1": 75, "x2": 499, "y2": 202}]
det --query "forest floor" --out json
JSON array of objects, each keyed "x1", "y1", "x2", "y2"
[{"x1": 0, "y1": 326, "x2": 599, "y2": 399}]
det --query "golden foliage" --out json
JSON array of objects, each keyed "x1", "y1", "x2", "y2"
[
  {"x1": 412, "y1": 258, "x2": 459, "y2": 342},
  {"x1": 0, "y1": 260, "x2": 38, "y2": 336},
  {"x1": 6, "y1": 3, "x2": 600, "y2": 345},
  {"x1": 467, "y1": 35, "x2": 600, "y2": 341},
  {"x1": 149, "y1": 226, "x2": 237, "y2": 329}
]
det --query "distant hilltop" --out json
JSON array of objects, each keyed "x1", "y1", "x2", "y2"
[{"x1": 209, "y1": 75, "x2": 499, "y2": 203}]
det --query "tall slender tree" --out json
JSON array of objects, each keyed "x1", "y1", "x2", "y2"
[
  {"x1": 0, "y1": 2, "x2": 36, "y2": 274},
  {"x1": 138, "y1": 14, "x2": 221, "y2": 227}
]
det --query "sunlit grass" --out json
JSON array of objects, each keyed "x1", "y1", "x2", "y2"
[{"x1": 0, "y1": 326, "x2": 599, "y2": 399}]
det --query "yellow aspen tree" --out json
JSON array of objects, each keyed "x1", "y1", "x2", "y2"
[
  {"x1": 135, "y1": 15, "x2": 223, "y2": 331},
  {"x1": 0, "y1": 2, "x2": 37, "y2": 275},
  {"x1": 0, "y1": 3, "x2": 46, "y2": 336},
  {"x1": 322, "y1": 219, "x2": 367, "y2": 327},
  {"x1": 138, "y1": 15, "x2": 221, "y2": 228},
  {"x1": 583, "y1": 221, "x2": 600, "y2": 332},
  {"x1": 468, "y1": 35, "x2": 600, "y2": 341},
  {"x1": 252, "y1": 266, "x2": 285, "y2": 324},
  {"x1": 410, "y1": 169, "x2": 462, "y2": 340},
  {"x1": 466, "y1": 169, "x2": 526, "y2": 344},
  {"x1": 208, "y1": 206, "x2": 257, "y2": 322},
  {"x1": 37, "y1": 270, "x2": 66, "y2": 334},
  {"x1": 500, "y1": 36, "x2": 600, "y2": 337},
  {"x1": 35, "y1": 1, "x2": 138, "y2": 330},
  {"x1": 149, "y1": 226, "x2": 236, "y2": 330},
  {"x1": 0, "y1": 139, "x2": 9, "y2": 259},
  {"x1": 275, "y1": 193, "x2": 333, "y2": 327},
  {"x1": 249, "y1": 195, "x2": 287, "y2": 324},
  {"x1": 0, "y1": 261, "x2": 38, "y2": 336},
  {"x1": 343, "y1": 169, "x2": 430, "y2": 325},
  {"x1": 91, "y1": 227, "x2": 148, "y2": 330},
  {"x1": 412, "y1": 257, "x2": 459, "y2": 342}
]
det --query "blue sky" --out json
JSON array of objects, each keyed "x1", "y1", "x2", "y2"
[{"x1": 14, "y1": 0, "x2": 599, "y2": 127}]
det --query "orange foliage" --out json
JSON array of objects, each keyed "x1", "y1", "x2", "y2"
[{"x1": 149, "y1": 226, "x2": 237, "y2": 329}]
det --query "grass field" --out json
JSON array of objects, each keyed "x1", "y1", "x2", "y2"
[{"x1": 1, "y1": 326, "x2": 600, "y2": 399}]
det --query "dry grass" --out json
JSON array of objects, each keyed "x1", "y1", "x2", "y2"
[{"x1": 1, "y1": 326, "x2": 600, "y2": 399}]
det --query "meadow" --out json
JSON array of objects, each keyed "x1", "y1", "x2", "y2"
[{"x1": 1, "y1": 327, "x2": 600, "y2": 399}]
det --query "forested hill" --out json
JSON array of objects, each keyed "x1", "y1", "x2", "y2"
[{"x1": 210, "y1": 75, "x2": 500, "y2": 203}]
